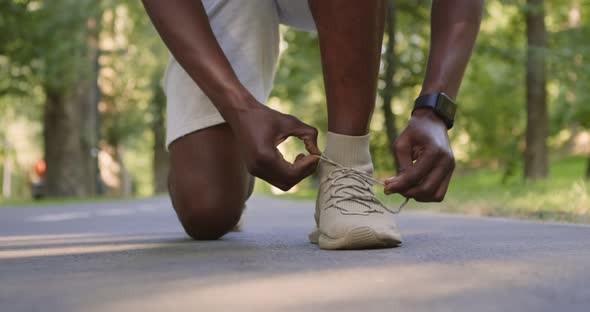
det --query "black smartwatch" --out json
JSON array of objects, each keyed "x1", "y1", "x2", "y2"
[{"x1": 412, "y1": 92, "x2": 457, "y2": 129}]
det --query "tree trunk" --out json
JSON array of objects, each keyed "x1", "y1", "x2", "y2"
[
  {"x1": 524, "y1": 0, "x2": 548, "y2": 179},
  {"x1": 43, "y1": 86, "x2": 95, "y2": 197},
  {"x1": 42, "y1": 15, "x2": 100, "y2": 197},
  {"x1": 85, "y1": 16, "x2": 101, "y2": 195},
  {"x1": 114, "y1": 145, "x2": 132, "y2": 197},
  {"x1": 381, "y1": 0, "x2": 399, "y2": 168},
  {"x1": 2, "y1": 149, "x2": 11, "y2": 199},
  {"x1": 152, "y1": 82, "x2": 169, "y2": 194}
]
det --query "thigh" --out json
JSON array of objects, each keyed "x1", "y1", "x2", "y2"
[{"x1": 168, "y1": 124, "x2": 253, "y2": 229}]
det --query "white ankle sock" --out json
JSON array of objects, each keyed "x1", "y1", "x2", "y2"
[{"x1": 323, "y1": 131, "x2": 373, "y2": 173}]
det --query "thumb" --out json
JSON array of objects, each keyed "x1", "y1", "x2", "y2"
[{"x1": 290, "y1": 153, "x2": 320, "y2": 181}]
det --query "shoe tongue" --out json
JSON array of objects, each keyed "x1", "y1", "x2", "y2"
[
  {"x1": 323, "y1": 132, "x2": 374, "y2": 174},
  {"x1": 322, "y1": 153, "x2": 373, "y2": 176}
]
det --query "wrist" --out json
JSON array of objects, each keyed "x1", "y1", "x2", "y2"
[
  {"x1": 214, "y1": 87, "x2": 260, "y2": 118},
  {"x1": 411, "y1": 108, "x2": 447, "y2": 129},
  {"x1": 412, "y1": 92, "x2": 456, "y2": 129}
]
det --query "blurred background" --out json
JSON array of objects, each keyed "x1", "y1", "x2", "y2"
[{"x1": 0, "y1": 0, "x2": 588, "y2": 222}]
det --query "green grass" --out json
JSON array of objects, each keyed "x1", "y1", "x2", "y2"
[
  {"x1": 431, "y1": 156, "x2": 590, "y2": 223},
  {"x1": 3, "y1": 157, "x2": 588, "y2": 224},
  {"x1": 255, "y1": 156, "x2": 590, "y2": 223}
]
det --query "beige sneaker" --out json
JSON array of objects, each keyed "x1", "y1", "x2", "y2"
[{"x1": 310, "y1": 156, "x2": 402, "y2": 250}]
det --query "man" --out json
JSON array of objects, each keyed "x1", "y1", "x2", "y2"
[{"x1": 142, "y1": 0, "x2": 483, "y2": 250}]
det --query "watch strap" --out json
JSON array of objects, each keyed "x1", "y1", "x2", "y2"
[
  {"x1": 412, "y1": 93, "x2": 455, "y2": 129},
  {"x1": 414, "y1": 93, "x2": 440, "y2": 109}
]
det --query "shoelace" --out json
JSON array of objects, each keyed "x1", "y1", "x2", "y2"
[{"x1": 313, "y1": 154, "x2": 409, "y2": 215}]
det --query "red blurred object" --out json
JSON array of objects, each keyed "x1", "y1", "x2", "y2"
[{"x1": 34, "y1": 160, "x2": 46, "y2": 178}]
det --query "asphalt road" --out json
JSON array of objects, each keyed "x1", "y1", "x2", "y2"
[{"x1": 1, "y1": 195, "x2": 589, "y2": 312}]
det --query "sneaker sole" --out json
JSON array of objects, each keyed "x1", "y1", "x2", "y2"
[
  {"x1": 308, "y1": 228, "x2": 319, "y2": 244},
  {"x1": 318, "y1": 226, "x2": 401, "y2": 250}
]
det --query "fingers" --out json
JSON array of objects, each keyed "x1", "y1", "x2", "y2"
[
  {"x1": 290, "y1": 153, "x2": 320, "y2": 181},
  {"x1": 249, "y1": 148, "x2": 318, "y2": 192},
  {"x1": 266, "y1": 151, "x2": 318, "y2": 191},
  {"x1": 240, "y1": 110, "x2": 320, "y2": 191},
  {"x1": 248, "y1": 151, "x2": 292, "y2": 191},
  {"x1": 433, "y1": 170, "x2": 453, "y2": 201},
  {"x1": 399, "y1": 164, "x2": 453, "y2": 202},
  {"x1": 384, "y1": 149, "x2": 437, "y2": 195},
  {"x1": 383, "y1": 112, "x2": 455, "y2": 201},
  {"x1": 392, "y1": 138, "x2": 413, "y2": 173},
  {"x1": 258, "y1": 116, "x2": 319, "y2": 191},
  {"x1": 286, "y1": 116, "x2": 320, "y2": 156},
  {"x1": 294, "y1": 153, "x2": 305, "y2": 162},
  {"x1": 384, "y1": 144, "x2": 455, "y2": 202}
]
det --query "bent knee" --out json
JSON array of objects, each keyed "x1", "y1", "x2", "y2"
[{"x1": 172, "y1": 192, "x2": 244, "y2": 240}]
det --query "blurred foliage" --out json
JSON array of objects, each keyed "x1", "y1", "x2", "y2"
[
  {"x1": 0, "y1": 0, "x2": 167, "y2": 197},
  {"x1": 0, "y1": 0, "x2": 589, "y2": 203},
  {"x1": 0, "y1": 0, "x2": 101, "y2": 93}
]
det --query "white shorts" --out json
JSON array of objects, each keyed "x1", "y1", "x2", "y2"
[{"x1": 163, "y1": 0, "x2": 316, "y2": 147}]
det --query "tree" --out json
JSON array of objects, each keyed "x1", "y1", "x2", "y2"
[
  {"x1": 150, "y1": 76, "x2": 168, "y2": 194},
  {"x1": 373, "y1": 0, "x2": 429, "y2": 172},
  {"x1": 99, "y1": 2, "x2": 171, "y2": 195},
  {"x1": 0, "y1": 0, "x2": 104, "y2": 197},
  {"x1": 380, "y1": 0, "x2": 399, "y2": 168},
  {"x1": 123, "y1": 1, "x2": 171, "y2": 193},
  {"x1": 0, "y1": 0, "x2": 105, "y2": 197},
  {"x1": 548, "y1": 1, "x2": 590, "y2": 179},
  {"x1": 524, "y1": 0, "x2": 548, "y2": 179}
]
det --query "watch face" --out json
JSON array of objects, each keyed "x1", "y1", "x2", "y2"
[{"x1": 436, "y1": 93, "x2": 457, "y2": 119}]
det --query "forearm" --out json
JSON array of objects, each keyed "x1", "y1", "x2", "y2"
[
  {"x1": 421, "y1": 0, "x2": 484, "y2": 99},
  {"x1": 142, "y1": 0, "x2": 255, "y2": 116}
]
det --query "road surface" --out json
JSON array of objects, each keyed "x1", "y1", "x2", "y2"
[{"x1": 1, "y1": 196, "x2": 589, "y2": 312}]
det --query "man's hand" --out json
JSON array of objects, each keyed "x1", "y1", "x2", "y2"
[
  {"x1": 384, "y1": 109, "x2": 455, "y2": 202},
  {"x1": 381, "y1": 0, "x2": 483, "y2": 202},
  {"x1": 224, "y1": 96, "x2": 320, "y2": 191}
]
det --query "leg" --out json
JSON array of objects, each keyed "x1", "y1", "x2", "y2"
[
  {"x1": 163, "y1": 0, "x2": 280, "y2": 240},
  {"x1": 307, "y1": 2, "x2": 401, "y2": 249},
  {"x1": 308, "y1": 0, "x2": 386, "y2": 136},
  {"x1": 168, "y1": 124, "x2": 253, "y2": 240}
]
